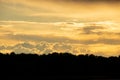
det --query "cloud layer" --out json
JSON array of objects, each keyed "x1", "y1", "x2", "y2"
[
  {"x1": 0, "y1": 0, "x2": 120, "y2": 56},
  {"x1": 0, "y1": 20, "x2": 120, "y2": 56}
]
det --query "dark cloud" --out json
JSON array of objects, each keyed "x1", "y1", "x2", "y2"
[
  {"x1": 75, "y1": 24, "x2": 106, "y2": 35},
  {"x1": 81, "y1": 26, "x2": 104, "y2": 34},
  {"x1": 75, "y1": 24, "x2": 120, "y2": 35}
]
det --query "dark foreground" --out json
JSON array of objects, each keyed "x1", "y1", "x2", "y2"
[{"x1": 0, "y1": 52, "x2": 120, "y2": 79}]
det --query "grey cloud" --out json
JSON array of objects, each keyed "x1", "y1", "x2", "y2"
[
  {"x1": 0, "y1": 43, "x2": 33, "y2": 53},
  {"x1": 75, "y1": 24, "x2": 120, "y2": 35},
  {"x1": 14, "y1": 42, "x2": 34, "y2": 49},
  {"x1": 0, "y1": 42, "x2": 35, "y2": 51},
  {"x1": 5, "y1": 46, "x2": 13, "y2": 50},
  {"x1": 0, "y1": 46, "x2": 5, "y2": 50},
  {"x1": 13, "y1": 46, "x2": 32, "y2": 53},
  {"x1": 53, "y1": 43, "x2": 72, "y2": 51},
  {"x1": 0, "y1": 42, "x2": 53, "y2": 54},
  {"x1": 80, "y1": 48, "x2": 91, "y2": 53},
  {"x1": 83, "y1": 26, "x2": 104, "y2": 34},
  {"x1": 43, "y1": 49, "x2": 53, "y2": 54},
  {"x1": 80, "y1": 28, "x2": 120, "y2": 35},
  {"x1": 0, "y1": 42, "x2": 48, "y2": 53},
  {"x1": 36, "y1": 42, "x2": 48, "y2": 51},
  {"x1": 12, "y1": 42, "x2": 50, "y2": 53},
  {"x1": 77, "y1": 25, "x2": 105, "y2": 34},
  {"x1": 0, "y1": 39, "x2": 120, "y2": 56}
]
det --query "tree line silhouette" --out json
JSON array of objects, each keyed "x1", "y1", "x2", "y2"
[{"x1": 0, "y1": 52, "x2": 120, "y2": 78}]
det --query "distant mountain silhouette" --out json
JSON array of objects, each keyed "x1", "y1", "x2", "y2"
[{"x1": 0, "y1": 52, "x2": 120, "y2": 78}]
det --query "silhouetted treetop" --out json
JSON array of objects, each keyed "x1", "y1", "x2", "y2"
[{"x1": 0, "y1": 52, "x2": 120, "y2": 77}]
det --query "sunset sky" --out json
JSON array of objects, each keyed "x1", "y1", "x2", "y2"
[{"x1": 0, "y1": 0, "x2": 120, "y2": 56}]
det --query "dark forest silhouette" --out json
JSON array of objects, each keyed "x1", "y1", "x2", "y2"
[{"x1": 0, "y1": 52, "x2": 120, "y2": 78}]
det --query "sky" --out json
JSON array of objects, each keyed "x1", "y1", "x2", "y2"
[{"x1": 0, "y1": 0, "x2": 120, "y2": 56}]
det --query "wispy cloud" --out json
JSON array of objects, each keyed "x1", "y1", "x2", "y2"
[
  {"x1": 1, "y1": 0, "x2": 120, "y2": 22},
  {"x1": 0, "y1": 20, "x2": 120, "y2": 45}
]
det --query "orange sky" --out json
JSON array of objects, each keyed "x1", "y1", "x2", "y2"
[{"x1": 0, "y1": 0, "x2": 120, "y2": 56}]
